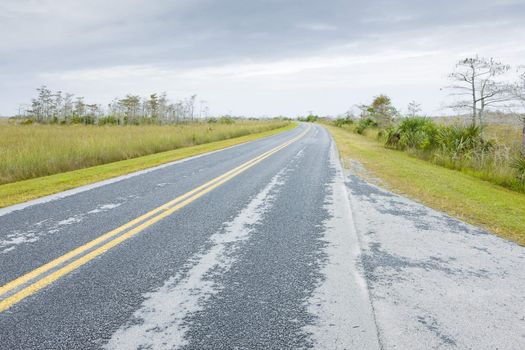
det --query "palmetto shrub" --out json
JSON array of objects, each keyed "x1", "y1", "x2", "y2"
[
  {"x1": 379, "y1": 117, "x2": 525, "y2": 192},
  {"x1": 512, "y1": 155, "x2": 525, "y2": 183},
  {"x1": 385, "y1": 117, "x2": 437, "y2": 151},
  {"x1": 435, "y1": 124, "x2": 492, "y2": 160},
  {"x1": 355, "y1": 118, "x2": 378, "y2": 134}
]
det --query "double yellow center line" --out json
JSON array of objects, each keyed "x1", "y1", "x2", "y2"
[{"x1": 0, "y1": 126, "x2": 309, "y2": 312}]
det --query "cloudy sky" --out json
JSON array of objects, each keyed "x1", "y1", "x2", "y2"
[{"x1": 1, "y1": 0, "x2": 524, "y2": 117}]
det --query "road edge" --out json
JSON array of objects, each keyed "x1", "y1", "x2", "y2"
[{"x1": 319, "y1": 128, "x2": 383, "y2": 348}]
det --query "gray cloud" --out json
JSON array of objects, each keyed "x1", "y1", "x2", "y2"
[{"x1": 1, "y1": 0, "x2": 524, "y2": 115}]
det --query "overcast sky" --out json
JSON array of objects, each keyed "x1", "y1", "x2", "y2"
[{"x1": 1, "y1": 0, "x2": 524, "y2": 117}]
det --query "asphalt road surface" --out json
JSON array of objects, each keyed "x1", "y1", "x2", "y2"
[{"x1": 0, "y1": 123, "x2": 524, "y2": 349}]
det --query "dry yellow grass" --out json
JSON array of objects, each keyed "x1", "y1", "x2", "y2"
[
  {"x1": 0, "y1": 120, "x2": 289, "y2": 185},
  {"x1": 0, "y1": 122, "x2": 296, "y2": 208},
  {"x1": 485, "y1": 124, "x2": 522, "y2": 150}
]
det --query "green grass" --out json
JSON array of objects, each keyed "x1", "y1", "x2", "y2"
[
  {"x1": 0, "y1": 123, "x2": 296, "y2": 208},
  {"x1": 324, "y1": 123, "x2": 525, "y2": 246}
]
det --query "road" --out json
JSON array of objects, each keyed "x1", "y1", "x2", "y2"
[{"x1": 0, "y1": 123, "x2": 524, "y2": 349}]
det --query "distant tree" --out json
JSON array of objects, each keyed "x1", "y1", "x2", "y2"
[
  {"x1": 297, "y1": 114, "x2": 318, "y2": 122},
  {"x1": 407, "y1": 100, "x2": 422, "y2": 117},
  {"x1": 157, "y1": 92, "x2": 169, "y2": 122},
  {"x1": 63, "y1": 93, "x2": 74, "y2": 122},
  {"x1": 118, "y1": 95, "x2": 141, "y2": 124},
  {"x1": 29, "y1": 85, "x2": 53, "y2": 122},
  {"x1": 368, "y1": 95, "x2": 397, "y2": 127},
  {"x1": 186, "y1": 94, "x2": 197, "y2": 120},
  {"x1": 86, "y1": 104, "x2": 101, "y2": 123},
  {"x1": 343, "y1": 108, "x2": 356, "y2": 119},
  {"x1": 74, "y1": 97, "x2": 86, "y2": 118},
  {"x1": 446, "y1": 56, "x2": 511, "y2": 126},
  {"x1": 199, "y1": 100, "x2": 209, "y2": 118},
  {"x1": 356, "y1": 104, "x2": 370, "y2": 119},
  {"x1": 173, "y1": 101, "x2": 184, "y2": 122},
  {"x1": 52, "y1": 91, "x2": 63, "y2": 122},
  {"x1": 146, "y1": 93, "x2": 159, "y2": 119}
]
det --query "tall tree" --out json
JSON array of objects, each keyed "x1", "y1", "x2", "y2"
[{"x1": 447, "y1": 56, "x2": 511, "y2": 126}]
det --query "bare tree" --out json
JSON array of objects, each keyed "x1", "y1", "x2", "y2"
[
  {"x1": 187, "y1": 94, "x2": 197, "y2": 120},
  {"x1": 407, "y1": 100, "x2": 422, "y2": 117},
  {"x1": 446, "y1": 56, "x2": 511, "y2": 127},
  {"x1": 157, "y1": 92, "x2": 169, "y2": 122},
  {"x1": 199, "y1": 100, "x2": 209, "y2": 118}
]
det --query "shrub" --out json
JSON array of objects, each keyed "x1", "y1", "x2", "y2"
[
  {"x1": 218, "y1": 116, "x2": 235, "y2": 124},
  {"x1": 355, "y1": 118, "x2": 377, "y2": 134},
  {"x1": 435, "y1": 124, "x2": 493, "y2": 159},
  {"x1": 98, "y1": 116, "x2": 119, "y2": 125},
  {"x1": 385, "y1": 117, "x2": 437, "y2": 151},
  {"x1": 512, "y1": 155, "x2": 525, "y2": 183},
  {"x1": 333, "y1": 117, "x2": 353, "y2": 127},
  {"x1": 70, "y1": 115, "x2": 96, "y2": 125}
]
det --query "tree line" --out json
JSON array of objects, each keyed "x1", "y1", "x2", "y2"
[{"x1": 18, "y1": 87, "x2": 209, "y2": 125}]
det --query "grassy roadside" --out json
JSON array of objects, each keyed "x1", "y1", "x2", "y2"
[
  {"x1": 0, "y1": 120, "x2": 290, "y2": 184},
  {"x1": 323, "y1": 124, "x2": 525, "y2": 246},
  {"x1": 0, "y1": 123, "x2": 296, "y2": 209}
]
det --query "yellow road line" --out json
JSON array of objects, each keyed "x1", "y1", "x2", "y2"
[
  {"x1": 0, "y1": 128, "x2": 306, "y2": 298},
  {"x1": 0, "y1": 126, "x2": 309, "y2": 312},
  {"x1": 0, "y1": 135, "x2": 285, "y2": 297}
]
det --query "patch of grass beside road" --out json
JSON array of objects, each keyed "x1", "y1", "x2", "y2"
[
  {"x1": 324, "y1": 124, "x2": 525, "y2": 246},
  {"x1": 0, "y1": 123, "x2": 296, "y2": 208}
]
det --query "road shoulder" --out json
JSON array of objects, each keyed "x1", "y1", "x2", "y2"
[{"x1": 345, "y1": 169, "x2": 525, "y2": 349}]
